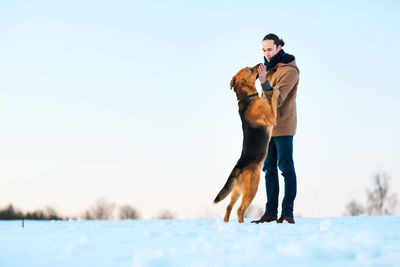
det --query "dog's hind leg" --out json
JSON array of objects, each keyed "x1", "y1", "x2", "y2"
[
  {"x1": 224, "y1": 187, "x2": 240, "y2": 222},
  {"x1": 237, "y1": 189, "x2": 257, "y2": 223},
  {"x1": 237, "y1": 168, "x2": 260, "y2": 223}
]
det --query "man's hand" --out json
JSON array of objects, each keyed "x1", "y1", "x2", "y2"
[{"x1": 258, "y1": 64, "x2": 267, "y2": 84}]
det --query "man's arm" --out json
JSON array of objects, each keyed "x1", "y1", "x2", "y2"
[
  {"x1": 263, "y1": 67, "x2": 298, "y2": 108},
  {"x1": 261, "y1": 80, "x2": 273, "y2": 91}
]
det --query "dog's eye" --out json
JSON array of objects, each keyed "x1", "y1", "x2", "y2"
[{"x1": 250, "y1": 69, "x2": 253, "y2": 73}]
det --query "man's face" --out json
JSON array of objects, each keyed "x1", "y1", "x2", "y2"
[{"x1": 262, "y1": 40, "x2": 282, "y2": 62}]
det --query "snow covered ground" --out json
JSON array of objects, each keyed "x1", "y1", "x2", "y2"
[{"x1": 1, "y1": 216, "x2": 399, "y2": 267}]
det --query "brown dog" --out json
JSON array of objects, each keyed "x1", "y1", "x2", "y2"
[{"x1": 213, "y1": 64, "x2": 280, "y2": 223}]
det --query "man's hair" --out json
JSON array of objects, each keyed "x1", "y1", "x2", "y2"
[{"x1": 263, "y1": 33, "x2": 285, "y2": 47}]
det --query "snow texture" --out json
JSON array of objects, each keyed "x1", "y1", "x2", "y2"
[{"x1": 1, "y1": 216, "x2": 399, "y2": 267}]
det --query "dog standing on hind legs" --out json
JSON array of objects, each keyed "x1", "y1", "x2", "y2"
[{"x1": 213, "y1": 64, "x2": 280, "y2": 223}]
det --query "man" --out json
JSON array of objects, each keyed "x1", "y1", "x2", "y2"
[{"x1": 252, "y1": 33, "x2": 299, "y2": 224}]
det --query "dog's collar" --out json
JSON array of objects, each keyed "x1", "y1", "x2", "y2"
[{"x1": 238, "y1": 92, "x2": 258, "y2": 102}]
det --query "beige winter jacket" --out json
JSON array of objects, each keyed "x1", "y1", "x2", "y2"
[{"x1": 262, "y1": 59, "x2": 299, "y2": 137}]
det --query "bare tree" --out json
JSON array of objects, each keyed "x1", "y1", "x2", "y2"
[
  {"x1": 119, "y1": 205, "x2": 140, "y2": 219},
  {"x1": 156, "y1": 210, "x2": 176, "y2": 219},
  {"x1": 366, "y1": 172, "x2": 398, "y2": 215},
  {"x1": 42, "y1": 207, "x2": 63, "y2": 220},
  {"x1": 345, "y1": 200, "x2": 364, "y2": 216},
  {"x1": 82, "y1": 198, "x2": 116, "y2": 220}
]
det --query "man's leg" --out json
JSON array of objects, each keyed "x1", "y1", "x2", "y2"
[
  {"x1": 263, "y1": 138, "x2": 279, "y2": 217},
  {"x1": 275, "y1": 136, "x2": 297, "y2": 218}
]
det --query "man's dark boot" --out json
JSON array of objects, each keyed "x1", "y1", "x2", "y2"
[
  {"x1": 277, "y1": 216, "x2": 295, "y2": 224},
  {"x1": 251, "y1": 214, "x2": 277, "y2": 224}
]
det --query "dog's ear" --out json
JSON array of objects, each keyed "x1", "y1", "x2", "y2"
[{"x1": 230, "y1": 76, "x2": 236, "y2": 90}]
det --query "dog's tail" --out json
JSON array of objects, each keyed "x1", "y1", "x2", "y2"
[{"x1": 213, "y1": 167, "x2": 241, "y2": 204}]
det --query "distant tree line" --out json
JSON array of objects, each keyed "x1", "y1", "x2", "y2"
[
  {"x1": 345, "y1": 172, "x2": 398, "y2": 216},
  {"x1": 81, "y1": 199, "x2": 176, "y2": 220},
  {"x1": 81, "y1": 198, "x2": 142, "y2": 220},
  {"x1": 0, "y1": 199, "x2": 176, "y2": 220},
  {"x1": 0, "y1": 204, "x2": 62, "y2": 220}
]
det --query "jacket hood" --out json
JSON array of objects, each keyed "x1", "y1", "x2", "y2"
[{"x1": 276, "y1": 57, "x2": 299, "y2": 74}]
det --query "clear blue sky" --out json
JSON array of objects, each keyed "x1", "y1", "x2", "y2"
[{"x1": 1, "y1": 0, "x2": 399, "y2": 218}]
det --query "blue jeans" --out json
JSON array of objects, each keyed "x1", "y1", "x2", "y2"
[{"x1": 262, "y1": 136, "x2": 297, "y2": 217}]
